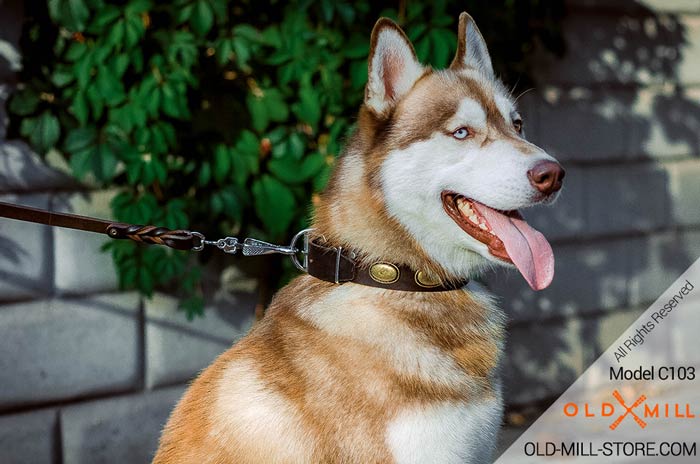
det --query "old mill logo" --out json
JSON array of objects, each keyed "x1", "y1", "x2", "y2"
[{"x1": 563, "y1": 390, "x2": 695, "y2": 430}]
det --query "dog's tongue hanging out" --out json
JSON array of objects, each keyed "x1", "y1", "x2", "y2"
[{"x1": 473, "y1": 203, "x2": 554, "y2": 291}]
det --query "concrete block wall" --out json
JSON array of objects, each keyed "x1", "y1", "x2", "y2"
[{"x1": 492, "y1": 0, "x2": 700, "y2": 407}]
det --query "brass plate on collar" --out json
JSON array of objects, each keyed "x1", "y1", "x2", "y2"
[
  {"x1": 369, "y1": 262, "x2": 400, "y2": 284},
  {"x1": 414, "y1": 270, "x2": 441, "y2": 288}
]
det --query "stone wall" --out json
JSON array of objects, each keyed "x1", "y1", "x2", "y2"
[
  {"x1": 2, "y1": 0, "x2": 700, "y2": 462},
  {"x1": 492, "y1": 0, "x2": 700, "y2": 409}
]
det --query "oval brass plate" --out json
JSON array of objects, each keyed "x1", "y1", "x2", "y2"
[
  {"x1": 369, "y1": 262, "x2": 400, "y2": 284},
  {"x1": 414, "y1": 270, "x2": 441, "y2": 288}
]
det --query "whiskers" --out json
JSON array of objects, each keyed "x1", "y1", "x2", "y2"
[{"x1": 514, "y1": 87, "x2": 535, "y2": 104}]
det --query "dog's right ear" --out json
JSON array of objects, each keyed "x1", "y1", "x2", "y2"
[{"x1": 365, "y1": 18, "x2": 424, "y2": 116}]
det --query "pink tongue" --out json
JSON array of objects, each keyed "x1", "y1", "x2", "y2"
[{"x1": 472, "y1": 203, "x2": 554, "y2": 290}]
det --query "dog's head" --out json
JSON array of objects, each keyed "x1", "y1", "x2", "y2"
[{"x1": 365, "y1": 13, "x2": 564, "y2": 290}]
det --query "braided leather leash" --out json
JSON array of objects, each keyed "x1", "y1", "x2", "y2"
[
  {"x1": 106, "y1": 224, "x2": 199, "y2": 250},
  {"x1": 0, "y1": 201, "x2": 200, "y2": 251}
]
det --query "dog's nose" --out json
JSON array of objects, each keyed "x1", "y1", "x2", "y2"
[{"x1": 527, "y1": 160, "x2": 565, "y2": 195}]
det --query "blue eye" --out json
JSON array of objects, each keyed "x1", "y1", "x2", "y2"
[{"x1": 452, "y1": 127, "x2": 470, "y2": 140}]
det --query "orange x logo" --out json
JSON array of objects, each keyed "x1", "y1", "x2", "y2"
[{"x1": 609, "y1": 389, "x2": 647, "y2": 430}]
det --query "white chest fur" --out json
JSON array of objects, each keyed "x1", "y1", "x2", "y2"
[{"x1": 385, "y1": 393, "x2": 503, "y2": 464}]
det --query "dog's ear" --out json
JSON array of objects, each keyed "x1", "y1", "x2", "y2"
[
  {"x1": 450, "y1": 12, "x2": 494, "y2": 79},
  {"x1": 365, "y1": 18, "x2": 424, "y2": 116}
]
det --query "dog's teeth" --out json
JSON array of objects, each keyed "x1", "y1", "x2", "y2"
[
  {"x1": 458, "y1": 201, "x2": 485, "y2": 227},
  {"x1": 459, "y1": 203, "x2": 473, "y2": 214}
]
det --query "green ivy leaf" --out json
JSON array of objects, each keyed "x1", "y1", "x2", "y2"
[
  {"x1": 163, "y1": 198, "x2": 188, "y2": 229},
  {"x1": 126, "y1": 0, "x2": 152, "y2": 15},
  {"x1": 73, "y1": 55, "x2": 93, "y2": 88},
  {"x1": 160, "y1": 83, "x2": 182, "y2": 118},
  {"x1": 292, "y1": 84, "x2": 321, "y2": 132},
  {"x1": 246, "y1": 93, "x2": 268, "y2": 132},
  {"x1": 210, "y1": 192, "x2": 223, "y2": 215},
  {"x1": 96, "y1": 66, "x2": 126, "y2": 106},
  {"x1": 126, "y1": 159, "x2": 142, "y2": 184},
  {"x1": 261, "y1": 25, "x2": 282, "y2": 48},
  {"x1": 190, "y1": 0, "x2": 214, "y2": 36},
  {"x1": 179, "y1": 294, "x2": 204, "y2": 320},
  {"x1": 214, "y1": 144, "x2": 231, "y2": 183},
  {"x1": 430, "y1": 28, "x2": 456, "y2": 68},
  {"x1": 198, "y1": 161, "x2": 212, "y2": 186},
  {"x1": 52, "y1": 68, "x2": 75, "y2": 87},
  {"x1": 65, "y1": 42, "x2": 88, "y2": 61},
  {"x1": 215, "y1": 37, "x2": 233, "y2": 65},
  {"x1": 269, "y1": 152, "x2": 325, "y2": 184},
  {"x1": 69, "y1": 146, "x2": 94, "y2": 179},
  {"x1": 271, "y1": 132, "x2": 305, "y2": 159},
  {"x1": 85, "y1": 84, "x2": 105, "y2": 120},
  {"x1": 231, "y1": 130, "x2": 260, "y2": 186},
  {"x1": 246, "y1": 88, "x2": 289, "y2": 132},
  {"x1": 344, "y1": 33, "x2": 369, "y2": 59},
  {"x1": 349, "y1": 60, "x2": 367, "y2": 89},
  {"x1": 9, "y1": 90, "x2": 41, "y2": 116},
  {"x1": 106, "y1": 20, "x2": 126, "y2": 49},
  {"x1": 312, "y1": 163, "x2": 332, "y2": 191},
  {"x1": 415, "y1": 34, "x2": 431, "y2": 63},
  {"x1": 233, "y1": 24, "x2": 261, "y2": 42},
  {"x1": 125, "y1": 15, "x2": 145, "y2": 47},
  {"x1": 218, "y1": 187, "x2": 242, "y2": 222},
  {"x1": 175, "y1": 3, "x2": 194, "y2": 24},
  {"x1": 232, "y1": 36, "x2": 251, "y2": 68},
  {"x1": 93, "y1": 143, "x2": 119, "y2": 182},
  {"x1": 109, "y1": 103, "x2": 134, "y2": 132},
  {"x1": 138, "y1": 266, "x2": 155, "y2": 296},
  {"x1": 91, "y1": 5, "x2": 122, "y2": 30},
  {"x1": 112, "y1": 55, "x2": 130, "y2": 78},
  {"x1": 407, "y1": 24, "x2": 427, "y2": 42},
  {"x1": 64, "y1": 126, "x2": 97, "y2": 154},
  {"x1": 70, "y1": 91, "x2": 89, "y2": 125},
  {"x1": 48, "y1": 0, "x2": 90, "y2": 31},
  {"x1": 252, "y1": 175, "x2": 296, "y2": 238},
  {"x1": 290, "y1": 133, "x2": 306, "y2": 159},
  {"x1": 22, "y1": 112, "x2": 61, "y2": 153},
  {"x1": 121, "y1": 265, "x2": 138, "y2": 289}
]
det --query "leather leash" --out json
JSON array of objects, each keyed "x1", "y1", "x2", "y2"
[
  {"x1": 0, "y1": 201, "x2": 199, "y2": 250},
  {"x1": 0, "y1": 201, "x2": 466, "y2": 292}
]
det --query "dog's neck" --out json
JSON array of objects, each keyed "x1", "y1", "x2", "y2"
[{"x1": 311, "y1": 117, "x2": 461, "y2": 284}]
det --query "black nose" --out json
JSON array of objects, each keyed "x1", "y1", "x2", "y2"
[{"x1": 527, "y1": 160, "x2": 565, "y2": 195}]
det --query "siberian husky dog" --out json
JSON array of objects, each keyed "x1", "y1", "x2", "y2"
[{"x1": 154, "y1": 12, "x2": 564, "y2": 464}]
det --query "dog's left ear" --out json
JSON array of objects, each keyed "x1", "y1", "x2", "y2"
[
  {"x1": 450, "y1": 12, "x2": 494, "y2": 79},
  {"x1": 365, "y1": 18, "x2": 424, "y2": 116}
]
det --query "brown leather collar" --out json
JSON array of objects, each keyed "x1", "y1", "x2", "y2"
[{"x1": 306, "y1": 240, "x2": 468, "y2": 292}]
